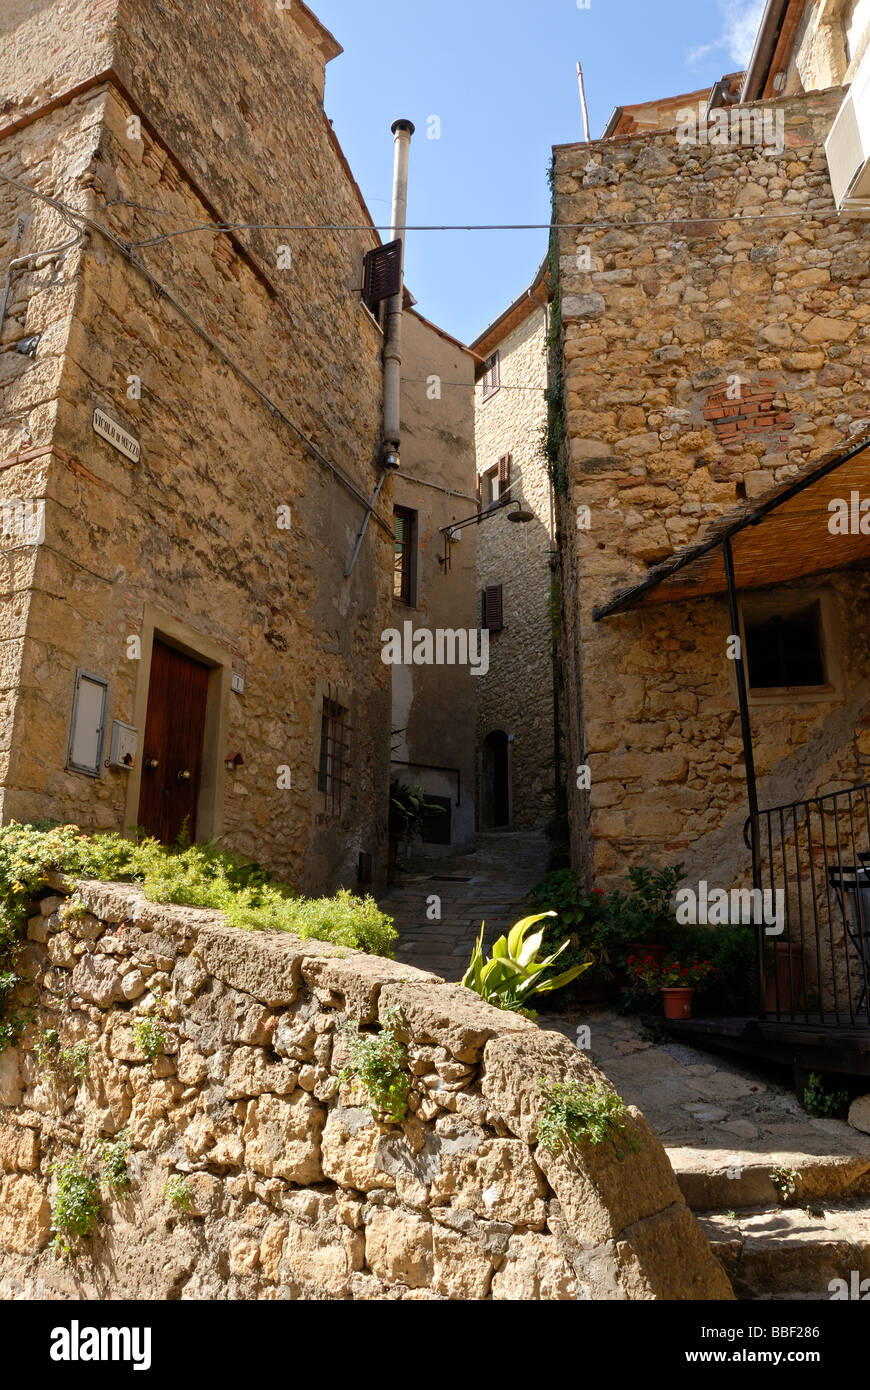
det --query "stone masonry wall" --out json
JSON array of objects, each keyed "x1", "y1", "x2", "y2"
[
  {"x1": 552, "y1": 87, "x2": 870, "y2": 884},
  {"x1": 0, "y1": 94, "x2": 96, "y2": 822},
  {"x1": 475, "y1": 308, "x2": 555, "y2": 830},
  {"x1": 0, "y1": 54, "x2": 391, "y2": 889},
  {"x1": 0, "y1": 879, "x2": 731, "y2": 1300}
]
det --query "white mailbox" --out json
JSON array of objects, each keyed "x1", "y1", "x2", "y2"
[{"x1": 109, "y1": 721, "x2": 138, "y2": 770}]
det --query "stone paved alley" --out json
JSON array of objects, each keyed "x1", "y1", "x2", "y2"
[{"x1": 382, "y1": 833, "x2": 870, "y2": 1297}]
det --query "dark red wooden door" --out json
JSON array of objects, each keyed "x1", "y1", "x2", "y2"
[{"x1": 137, "y1": 640, "x2": 209, "y2": 845}]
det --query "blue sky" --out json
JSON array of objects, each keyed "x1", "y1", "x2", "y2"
[{"x1": 313, "y1": 0, "x2": 764, "y2": 344}]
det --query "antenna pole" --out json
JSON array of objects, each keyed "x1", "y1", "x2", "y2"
[{"x1": 577, "y1": 60, "x2": 591, "y2": 142}]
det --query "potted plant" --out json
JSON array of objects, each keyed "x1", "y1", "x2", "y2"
[
  {"x1": 388, "y1": 778, "x2": 445, "y2": 881},
  {"x1": 628, "y1": 955, "x2": 716, "y2": 1020},
  {"x1": 608, "y1": 864, "x2": 686, "y2": 968}
]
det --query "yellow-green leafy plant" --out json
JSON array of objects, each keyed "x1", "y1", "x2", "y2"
[
  {"x1": 50, "y1": 1155, "x2": 101, "y2": 1255},
  {"x1": 462, "y1": 912, "x2": 589, "y2": 1011},
  {"x1": 340, "y1": 1008, "x2": 410, "y2": 1123},
  {"x1": 162, "y1": 1175, "x2": 193, "y2": 1212},
  {"x1": 133, "y1": 1013, "x2": 166, "y2": 1063},
  {"x1": 536, "y1": 1079, "x2": 641, "y2": 1160}
]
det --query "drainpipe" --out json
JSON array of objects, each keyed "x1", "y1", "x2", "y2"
[
  {"x1": 383, "y1": 118, "x2": 414, "y2": 456},
  {"x1": 740, "y1": 0, "x2": 789, "y2": 103},
  {"x1": 345, "y1": 120, "x2": 414, "y2": 580}
]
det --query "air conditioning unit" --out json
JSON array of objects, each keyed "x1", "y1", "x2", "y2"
[{"x1": 826, "y1": 43, "x2": 870, "y2": 214}]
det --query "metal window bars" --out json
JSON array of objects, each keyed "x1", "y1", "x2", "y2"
[{"x1": 317, "y1": 697, "x2": 351, "y2": 817}]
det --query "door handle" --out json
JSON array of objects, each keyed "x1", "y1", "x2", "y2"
[
  {"x1": 177, "y1": 769, "x2": 191, "y2": 782},
  {"x1": 145, "y1": 758, "x2": 159, "y2": 770}
]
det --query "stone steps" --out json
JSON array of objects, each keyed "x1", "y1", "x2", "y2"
[
  {"x1": 672, "y1": 1147, "x2": 870, "y2": 1212},
  {"x1": 699, "y1": 1201, "x2": 870, "y2": 1300}
]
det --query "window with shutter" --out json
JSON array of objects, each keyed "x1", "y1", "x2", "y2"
[
  {"x1": 497, "y1": 454, "x2": 512, "y2": 497},
  {"x1": 362, "y1": 240, "x2": 402, "y2": 313},
  {"x1": 481, "y1": 352, "x2": 500, "y2": 401},
  {"x1": 393, "y1": 506, "x2": 417, "y2": 605},
  {"x1": 482, "y1": 584, "x2": 504, "y2": 632}
]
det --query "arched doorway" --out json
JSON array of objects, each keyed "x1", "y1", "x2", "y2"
[{"x1": 481, "y1": 730, "x2": 510, "y2": 829}]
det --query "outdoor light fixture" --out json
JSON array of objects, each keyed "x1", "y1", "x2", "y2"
[{"x1": 507, "y1": 506, "x2": 534, "y2": 523}]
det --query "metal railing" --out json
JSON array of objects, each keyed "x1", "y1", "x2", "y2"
[{"x1": 747, "y1": 782, "x2": 870, "y2": 1028}]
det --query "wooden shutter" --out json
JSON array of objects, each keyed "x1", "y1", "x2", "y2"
[
  {"x1": 482, "y1": 351, "x2": 500, "y2": 400},
  {"x1": 362, "y1": 240, "x2": 402, "y2": 311},
  {"x1": 476, "y1": 474, "x2": 482, "y2": 522},
  {"x1": 497, "y1": 454, "x2": 512, "y2": 497},
  {"x1": 483, "y1": 584, "x2": 504, "y2": 632}
]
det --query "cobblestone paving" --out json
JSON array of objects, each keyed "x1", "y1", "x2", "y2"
[{"x1": 379, "y1": 831, "x2": 549, "y2": 981}]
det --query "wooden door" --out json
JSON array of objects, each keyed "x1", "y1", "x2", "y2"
[{"x1": 137, "y1": 639, "x2": 209, "y2": 845}]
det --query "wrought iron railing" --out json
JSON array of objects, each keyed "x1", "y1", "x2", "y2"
[{"x1": 747, "y1": 782, "x2": 870, "y2": 1028}]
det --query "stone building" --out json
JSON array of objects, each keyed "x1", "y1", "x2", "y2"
[
  {"x1": 743, "y1": 0, "x2": 870, "y2": 100},
  {"x1": 0, "y1": 0, "x2": 476, "y2": 894},
  {"x1": 389, "y1": 307, "x2": 479, "y2": 855},
  {"x1": 547, "y1": 46, "x2": 867, "y2": 867},
  {"x1": 550, "y1": 0, "x2": 870, "y2": 1029},
  {"x1": 471, "y1": 264, "x2": 557, "y2": 832}
]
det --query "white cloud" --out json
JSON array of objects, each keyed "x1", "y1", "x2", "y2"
[{"x1": 687, "y1": 0, "x2": 766, "y2": 69}]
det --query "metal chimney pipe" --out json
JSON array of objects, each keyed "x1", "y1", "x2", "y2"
[{"x1": 382, "y1": 118, "x2": 414, "y2": 457}]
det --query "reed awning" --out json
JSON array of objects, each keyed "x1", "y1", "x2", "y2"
[{"x1": 594, "y1": 432, "x2": 870, "y2": 620}]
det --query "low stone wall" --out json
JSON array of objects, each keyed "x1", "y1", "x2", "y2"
[{"x1": 0, "y1": 880, "x2": 732, "y2": 1300}]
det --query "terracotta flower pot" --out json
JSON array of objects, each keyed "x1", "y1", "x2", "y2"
[{"x1": 661, "y1": 986, "x2": 694, "y2": 1020}]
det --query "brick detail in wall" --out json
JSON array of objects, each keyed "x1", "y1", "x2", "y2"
[{"x1": 702, "y1": 379, "x2": 794, "y2": 443}]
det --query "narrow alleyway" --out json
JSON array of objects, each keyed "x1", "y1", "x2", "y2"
[{"x1": 380, "y1": 830, "x2": 549, "y2": 980}]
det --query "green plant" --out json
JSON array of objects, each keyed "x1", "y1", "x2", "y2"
[
  {"x1": 463, "y1": 913, "x2": 589, "y2": 1011},
  {"x1": 726, "y1": 1209, "x2": 737, "y2": 1221},
  {"x1": 542, "y1": 196, "x2": 567, "y2": 495},
  {"x1": 50, "y1": 1155, "x2": 101, "y2": 1254},
  {"x1": 388, "y1": 779, "x2": 444, "y2": 847},
  {"x1": 162, "y1": 1175, "x2": 193, "y2": 1212},
  {"x1": 59, "y1": 897, "x2": 88, "y2": 921},
  {"x1": 805, "y1": 1203, "x2": 826, "y2": 1219},
  {"x1": 133, "y1": 1014, "x2": 166, "y2": 1062},
  {"x1": 101, "y1": 1131, "x2": 131, "y2": 1194},
  {"x1": 770, "y1": 1165, "x2": 800, "y2": 1204},
  {"x1": 36, "y1": 1028, "x2": 90, "y2": 1079},
  {"x1": 802, "y1": 1071, "x2": 849, "y2": 1119},
  {"x1": 0, "y1": 823, "x2": 399, "y2": 1053},
  {"x1": 528, "y1": 870, "x2": 611, "y2": 1004},
  {"x1": 340, "y1": 1009, "x2": 411, "y2": 1123},
  {"x1": 607, "y1": 864, "x2": 686, "y2": 945},
  {"x1": 536, "y1": 1079, "x2": 641, "y2": 1160}
]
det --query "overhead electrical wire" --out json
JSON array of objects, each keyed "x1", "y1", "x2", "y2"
[
  {"x1": 126, "y1": 206, "x2": 815, "y2": 250},
  {"x1": 0, "y1": 170, "x2": 394, "y2": 537}
]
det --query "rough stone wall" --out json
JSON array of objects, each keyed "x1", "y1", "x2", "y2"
[
  {"x1": 0, "y1": 879, "x2": 732, "y2": 1301},
  {"x1": 552, "y1": 88, "x2": 870, "y2": 884},
  {"x1": 0, "y1": 93, "x2": 96, "y2": 824},
  {"x1": 785, "y1": 0, "x2": 870, "y2": 96},
  {"x1": 0, "y1": 1, "x2": 394, "y2": 890},
  {"x1": 391, "y1": 312, "x2": 479, "y2": 854},
  {"x1": 474, "y1": 308, "x2": 555, "y2": 830}
]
